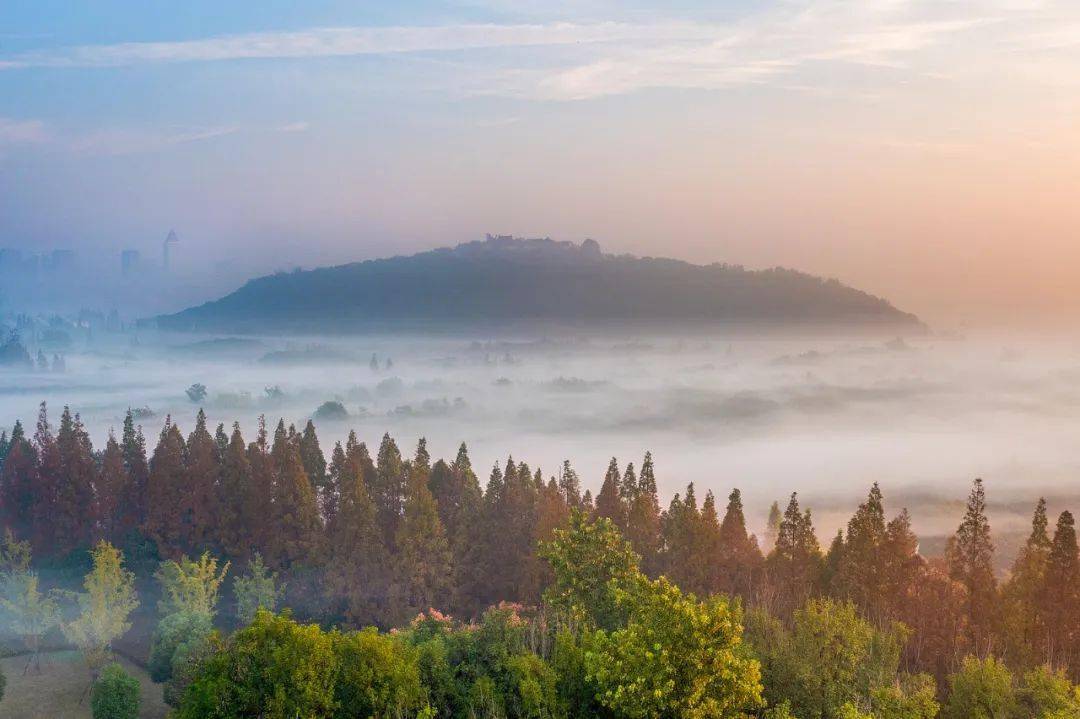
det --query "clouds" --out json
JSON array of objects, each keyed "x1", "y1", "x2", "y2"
[{"x1": 0, "y1": 117, "x2": 46, "y2": 145}]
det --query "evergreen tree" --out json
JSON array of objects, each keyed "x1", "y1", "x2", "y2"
[
  {"x1": 96, "y1": 432, "x2": 133, "y2": 542},
  {"x1": 183, "y1": 409, "x2": 220, "y2": 552},
  {"x1": 325, "y1": 440, "x2": 387, "y2": 626},
  {"x1": 881, "y1": 508, "x2": 920, "y2": 620},
  {"x1": 1040, "y1": 510, "x2": 1079, "y2": 668},
  {"x1": 323, "y1": 441, "x2": 347, "y2": 527},
  {"x1": 663, "y1": 485, "x2": 707, "y2": 594},
  {"x1": 373, "y1": 433, "x2": 406, "y2": 548},
  {"x1": 215, "y1": 424, "x2": 253, "y2": 560},
  {"x1": 594, "y1": 457, "x2": 625, "y2": 530},
  {"x1": 834, "y1": 483, "x2": 888, "y2": 618},
  {"x1": 52, "y1": 408, "x2": 97, "y2": 555},
  {"x1": 625, "y1": 452, "x2": 662, "y2": 577},
  {"x1": 945, "y1": 478, "x2": 997, "y2": 653},
  {"x1": 392, "y1": 440, "x2": 452, "y2": 623},
  {"x1": 120, "y1": 410, "x2": 150, "y2": 530},
  {"x1": 265, "y1": 420, "x2": 322, "y2": 570},
  {"x1": 764, "y1": 500, "x2": 782, "y2": 553},
  {"x1": 717, "y1": 488, "x2": 763, "y2": 599},
  {"x1": 244, "y1": 417, "x2": 275, "y2": 560},
  {"x1": 146, "y1": 419, "x2": 188, "y2": 559},
  {"x1": 1002, "y1": 498, "x2": 1053, "y2": 668},
  {"x1": 298, "y1": 420, "x2": 327, "y2": 496},
  {"x1": 558, "y1": 459, "x2": 582, "y2": 508},
  {"x1": 31, "y1": 403, "x2": 61, "y2": 556},
  {"x1": 0, "y1": 421, "x2": 36, "y2": 541},
  {"x1": 766, "y1": 492, "x2": 823, "y2": 616}
]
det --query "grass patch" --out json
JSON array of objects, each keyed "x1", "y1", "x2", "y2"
[{"x1": 0, "y1": 650, "x2": 168, "y2": 719}]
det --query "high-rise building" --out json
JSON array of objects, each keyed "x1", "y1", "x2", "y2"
[
  {"x1": 121, "y1": 249, "x2": 141, "y2": 276},
  {"x1": 0, "y1": 248, "x2": 22, "y2": 273},
  {"x1": 45, "y1": 249, "x2": 76, "y2": 272}
]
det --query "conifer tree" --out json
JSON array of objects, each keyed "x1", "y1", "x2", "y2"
[
  {"x1": 763, "y1": 500, "x2": 782, "y2": 553},
  {"x1": 244, "y1": 417, "x2": 275, "y2": 559},
  {"x1": 183, "y1": 409, "x2": 220, "y2": 552},
  {"x1": 324, "y1": 441, "x2": 386, "y2": 626},
  {"x1": 373, "y1": 433, "x2": 406, "y2": 547},
  {"x1": 595, "y1": 457, "x2": 626, "y2": 530},
  {"x1": 1040, "y1": 510, "x2": 1079, "y2": 668},
  {"x1": 0, "y1": 421, "x2": 36, "y2": 541},
  {"x1": 766, "y1": 492, "x2": 823, "y2": 616},
  {"x1": 717, "y1": 488, "x2": 762, "y2": 598},
  {"x1": 945, "y1": 478, "x2": 997, "y2": 653},
  {"x1": 298, "y1": 420, "x2": 327, "y2": 496},
  {"x1": 392, "y1": 440, "x2": 452, "y2": 623},
  {"x1": 834, "y1": 483, "x2": 888, "y2": 618},
  {"x1": 216, "y1": 424, "x2": 253, "y2": 560},
  {"x1": 625, "y1": 452, "x2": 662, "y2": 577},
  {"x1": 881, "y1": 508, "x2": 920, "y2": 619},
  {"x1": 323, "y1": 441, "x2": 347, "y2": 527},
  {"x1": 558, "y1": 459, "x2": 582, "y2": 508},
  {"x1": 1002, "y1": 498, "x2": 1053, "y2": 668},
  {"x1": 53, "y1": 408, "x2": 97, "y2": 555},
  {"x1": 663, "y1": 485, "x2": 706, "y2": 594},
  {"x1": 120, "y1": 411, "x2": 150, "y2": 530},
  {"x1": 430, "y1": 443, "x2": 483, "y2": 606},
  {"x1": 265, "y1": 420, "x2": 322, "y2": 570},
  {"x1": 698, "y1": 490, "x2": 724, "y2": 596},
  {"x1": 146, "y1": 419, "x2": 188, "y2": 559},
  {"x1": 31, "y1": 403, "x2": 61, "y2": 556},
  {"x1": 96, "y1": 432, "x2": 132, "y2": 543}
]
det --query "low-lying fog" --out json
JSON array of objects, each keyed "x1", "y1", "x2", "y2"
[{"x1": 5, "y1": 329, "x2": 1080, "y2": 564}]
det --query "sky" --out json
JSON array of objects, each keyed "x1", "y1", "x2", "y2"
[{"x1": 2, "y1": 0, "x2": 1080, "y2": 327}]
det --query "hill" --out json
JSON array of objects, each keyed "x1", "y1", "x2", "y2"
[{"x1": 155, "y1": 236, "x2": 922, "y2": 333}]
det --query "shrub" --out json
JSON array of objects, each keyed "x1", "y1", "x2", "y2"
[
  {"x1": 149, "y1": 610, "x2": 212, "y2": 683},
  {"x1": 91, "y1": 663, "x2": 140, "y2": 719},
  {"x1": 332, "y1": 627, "x2": 427, "y2": 719},
  {"x1": 314, "y1": 401, "x2": 349, "y2": 422}
]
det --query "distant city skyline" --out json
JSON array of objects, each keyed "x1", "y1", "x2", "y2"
[{"x1": 3, "y1": 1, "x2": 1080, "y2": 327}]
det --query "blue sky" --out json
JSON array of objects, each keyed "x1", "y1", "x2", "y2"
[{"x1": 2, "y1": 1, "x2": 1080, "y2": 323}]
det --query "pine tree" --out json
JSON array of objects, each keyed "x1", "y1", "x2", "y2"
[
  {"x1": 945, "y1": 478, "x2": 997, "y2": 654},
  {"x1": 120, "y1": 411, "x2": 150, "y2": 531},
  {"x1": 146, "y1": 418, "x2": 188, "y2": 559},
  {"x1": 1040, "y1": 511, "x2": 1079, "y2": 668},
  {"x1": 716, "y1": 488, "x2": 762, "y2": 598},
  {"x1": 52, "y1": 408, "x2": 97, "y2": 555},
  {"x1": 265, "y1": 420, "x2": 322, "y2": 570},
  {"x1": 625, "y1": 452, "x2": 663, "y2": 577},
  {"x1": 595, "y1": 458, "x2": 626, "y2": 530},
  {"x1": 834, "y1": 483, "x2": 888, "y2": 618},
  {"x1": 0, "y1": 421, "x2": 36, "y2": 541},
  {"x1": 1002, "y1": 498, "x2": 1053, "y2": 668},
  {"x1": 766, "y1": 492, "x2": 823, "y2": 616},
  {"x1": 558, "y1": 459, "x2": 582, "y2": 508},
  {"x1": 216, "y1": 424, "x2": 253, "y2": 560},
  {"x1": 183, "y1": 409, "x2": 220, "y2": 552},
  {"x1": 31, "y1": 403, "x2": 61, "y2": 556},
  {"x1": 298, "y1": 420, "x2": 327, "y2": 496},
  {"x1": 373, "y1": 433, "x2": 406, "y2": 548},
  {"x1": 392, "y1": 439, "x2": 452, "y2": 623},
  {"x1": 325, "y1": 440, "x2": 386, "y2": 626},
  {"x1": 96, "y1": 432, "x2": 132, "y2": 543}
]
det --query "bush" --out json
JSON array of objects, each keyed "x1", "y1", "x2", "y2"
[
  {"x1": 149, "y1": 610, "x2": 212, "y2": 683},
  {"x1": 313, "y1": 401, "x2": 349, "y2": 422},
  {"x1": 333, "y1": 627, "x2": 427, "y2": 719},
  {"x1": 91, "y1": 663, "x2": 140, "y2": 719}
]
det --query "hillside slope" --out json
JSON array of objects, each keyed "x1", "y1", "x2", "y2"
[{"x1": 156, "y1": 236, "x2": 922, "y2": 332}]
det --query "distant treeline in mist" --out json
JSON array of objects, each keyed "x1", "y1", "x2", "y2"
[{"x1": 1, "y1": 403, "x2": 1079, "y2": 718}]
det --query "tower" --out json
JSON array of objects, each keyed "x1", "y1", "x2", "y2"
[{"x1": 163, "y1": 230, "x2": 179, "y2": 271}]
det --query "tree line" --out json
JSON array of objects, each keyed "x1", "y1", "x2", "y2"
[{"x1": 1, "y1": 403, "x2": 1080, "y2": 714}]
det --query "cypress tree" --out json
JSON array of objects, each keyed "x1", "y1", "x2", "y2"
[
  {"x1": 625, "y1": 452, "x2": 663, "y2": 577},
  {"x1": 1002, "y1": 498, "x2": 1052, "y2": 668},
  {"x1": 298, "y1": 420, "x2": 327, "y2": 496},
  {"x1": 834, "y1": 483, "x2": 888, "y2": 617},
  {"x1": 558, "y1": 459, "x2": 582, "y2": 508},
  {"x1": 245, "y1": 416, "x2": 275, "y2": 559},
  {"x1": 1040, "y1": 511, "x2": 1079, "y2": 667},
  {"x1": 766, "y1": 492, "x2": 823, "y2": 616},
  {"x1": 716, "y1": 488, "x2": 762, "y2": 599}
]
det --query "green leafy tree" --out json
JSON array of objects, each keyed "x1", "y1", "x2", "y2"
[
  {"x1": 1015, "y1": 665, "x2": 1080, "y2": 718},
  {"x1": 0, "y1": 569, "x2": 62, "y2": 673},
  {"x1": 149, "y1": 610, "x2": 213, "y2": 683},
  {"x1": 234, "y1": 553, "x2": 284, "y2": 625},
  {"x1": 332, "y1": 627, "x2": 428, "y2": 719},
  {"x1": 940, "y1": 655, "x2": 1016, "y2": 719},
  {"x1": 175, "y1": 610, "x2": 339, "y2": 719},
  {"x1": 156, "y1": 552, "x2": 230, "y2": 617},
  {"x1": 540, "y1": 510, "x2": 640, "y2": 630},
  {"x1": 91, "y1": 662, "x2": 140, "y2": 719},
  {"x1": 585, "y1": 574, "x2": 763, "y2": 719},
  {"x1": 63, "y1": 541, "x2": 139, "y2": 678}
]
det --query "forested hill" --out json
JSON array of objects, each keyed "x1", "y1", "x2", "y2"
[{"x1": 156, "y1": 236, "x2": 923, "y2": 333}]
